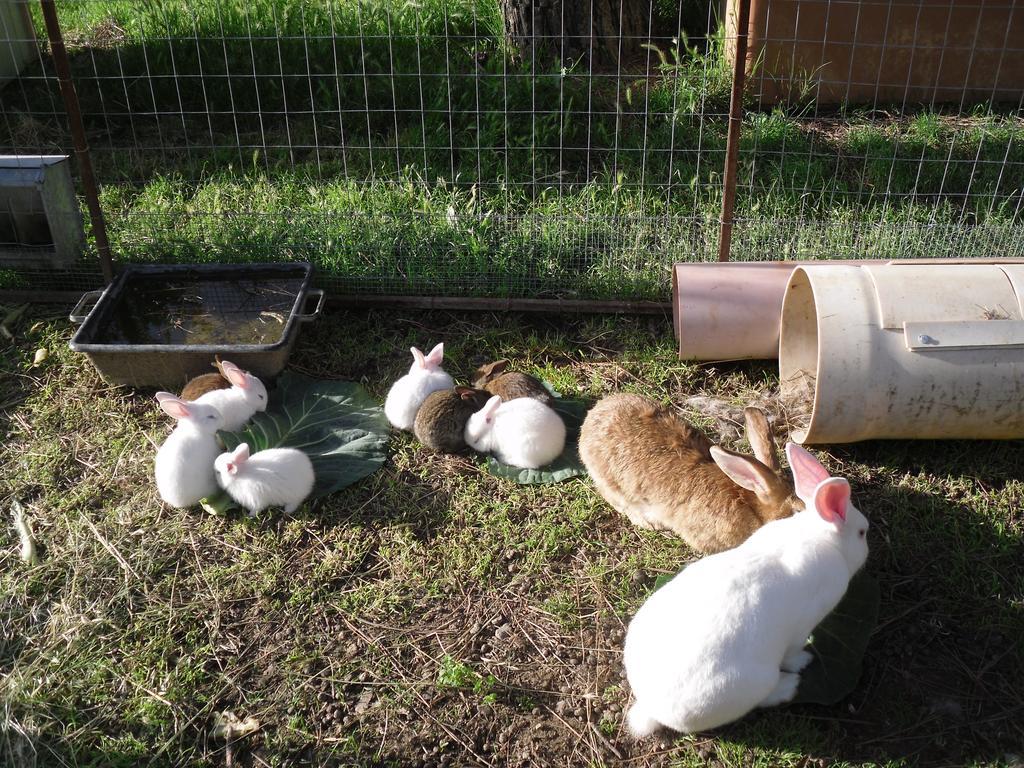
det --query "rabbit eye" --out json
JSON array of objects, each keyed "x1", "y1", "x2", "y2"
[
  {"x1": 858, "y1": 529, "x2": 866, "y2": 538},
  {"x1": 258, "y1": 394, "x2": 265, "y2": 401},
  {"x1": 208, "y1": 415, "x2": 216, "y2": 420}
]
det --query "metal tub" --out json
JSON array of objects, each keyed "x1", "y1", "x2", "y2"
[{"x1": 69, "y1": 262, "x2": 323, "y2": 388}]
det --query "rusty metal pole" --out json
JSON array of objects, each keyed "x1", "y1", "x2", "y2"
[
  {"x1": 717, "y1": 0, "x2": 751, "y2": 263},
  {"x1": 38, "y1": 0, "x2": 114, "y2": 283}
]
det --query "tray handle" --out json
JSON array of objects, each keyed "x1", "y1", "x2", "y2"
[
  {"x1": 69, "y1": 289, "x2": 104, "y2": 324},
  {"x1": 295, "y1": 289, "x2": 325, "y2": 322}
]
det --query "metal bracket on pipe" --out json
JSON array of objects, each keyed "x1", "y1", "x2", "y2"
[{"x1": 904, "y1": 320, "x2": 1024, "y2": 351}]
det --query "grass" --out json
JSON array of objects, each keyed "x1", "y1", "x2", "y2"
[
  {"x1": 2, "y1": 305, "x2": 1023, "y2": 767},
  {"x1": 3, "y1": 0, "x2": 1023, "y2": 298}
]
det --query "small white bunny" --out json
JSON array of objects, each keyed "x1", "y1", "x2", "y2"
[
  {"x1": 383, "y1": 343, "x2": 454, "y2": 431},
  {"x1": 464, "y1": 395, "x2": 566, "y2": 469},
  {"x1": 623, "y1": 443, "x2": 870, "y2": 737},
  {"x1": 193, "y1": 360, "x2": 268, "y2": 431},
  {"x1": 153, "y1": 393, "x2": 224, "y2": 508},
  {"x1": 214, "y1": 442, "x2": 315, "y2": 515}
]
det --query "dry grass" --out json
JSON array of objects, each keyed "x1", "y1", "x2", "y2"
[
  {"x1": 1, "y1": 306, "x2": 1023, "y2": 768},
  {"x1": 778, "y1": 369, "x2": 817, "y2": 436}
]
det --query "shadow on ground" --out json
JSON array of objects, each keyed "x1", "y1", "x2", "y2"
[{"x1": 717, "y1": 440, "x2": 1024, "y2": 766}]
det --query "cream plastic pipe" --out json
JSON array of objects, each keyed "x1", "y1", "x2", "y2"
[
  {"x1": 672, "y1": 261, "x2": 881, "y2": 360},
  {"x1": 673, "y1": 262, "x2": 806, "y2": 360},
  {"x1": 779, "y1": 263, "x2": 1024, "y2": 444}
]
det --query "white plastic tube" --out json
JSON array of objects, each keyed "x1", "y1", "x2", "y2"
[{"x1": 779, "y1": 263, "x2": 1024, "y2": 443}]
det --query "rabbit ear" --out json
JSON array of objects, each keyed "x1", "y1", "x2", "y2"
[
  {"x1": 221, "y1": 361, "x2": 248, "y2": 388},
  {"x1": 482, "y1": 395, "x2": 502, "y2": 420},
  {"x1": 743, "y1": 407, "x2": 780, "y2": 474},
  {"x1": 813, "y1": 477, "x2": 850, "y2": 525},
  {"x1": 424, "y1": 342, "x2": 444, "y2": 367},
  {"x1": 157, "y1": 394, "x2": 190, "y2": 420},
  {"x1": 455, "y1": 386, "x2": 479, "y2": 400},
  {"x1": 231, "y1": 443, "x2": 250, "y2": 463},
  {"x1": 486, "y1": 359, "x2": 509, "y2": 376},
  {"x1": 710, "y1": 446, "x2": 777, "y2": 499},
  {"x1": 410, "y1": 347, "x2": 425, "y2": 368},
  {"x1": 785, "y1": 443, "x2": 831, "y2": 502}
]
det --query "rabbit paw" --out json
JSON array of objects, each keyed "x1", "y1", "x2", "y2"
[
  {"x1": 625, "y1": 508, "x2": 658, "y2": 530},
  {"x1": 759, "y1": 672, "x2": 800, "y2": 707},
  {"x1": 781, "y1": 649, "x2": 813, "y2": 673}
]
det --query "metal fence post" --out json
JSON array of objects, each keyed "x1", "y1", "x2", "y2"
[{"x1": 38, "y1": 0, "x2": 114, "y2": 283}]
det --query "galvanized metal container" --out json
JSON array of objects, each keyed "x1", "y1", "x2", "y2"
[
  {"x1": 69, "y1": 262, "x2": 323, "y2": 388},
  {"x1": 0, "y1": 155, "x2": 84, "y2": 268}
]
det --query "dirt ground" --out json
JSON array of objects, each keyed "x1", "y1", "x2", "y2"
[{"x1": 2, "y1": 309, "x2": 1023, "y2": 768}]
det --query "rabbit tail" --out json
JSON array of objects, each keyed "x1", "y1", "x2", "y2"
[{"x1": 626, "y1": 700, "x2": 662, "y2": 738}]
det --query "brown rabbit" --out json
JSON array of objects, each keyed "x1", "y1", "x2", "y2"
[
  {"x1": 471, "y1": 359, "x2": 554, "y2": 407},
  {"x1": 180, "y1": 357, "x2": 232, "y2": 401},
  {"x1": 578, "y1": 393, "x2": 801, "y2": 554},
  {"x1": 413, "y1": 385, "x2": 492, "y2": 454}
]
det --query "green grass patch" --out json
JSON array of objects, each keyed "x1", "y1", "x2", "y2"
[
  {"x1": 2, "y1": 306, "x2": 1021, "y2": 766},
  {"x1": 5, "y1": 1, "x2": 1022, "y2": 300}
]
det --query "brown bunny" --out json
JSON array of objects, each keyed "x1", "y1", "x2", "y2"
[
  {"x1": 413, "y1": 385, "x2": 492, "y2": 454},
  {"x1": 180, "y1": 357, "x2": 232, "y2": 401},
  {"x1": 578, "y1": 394, "x2": 801, "y2": 553},
  {"x1": 471, "y1": 359, "x2": 554, "y2": 407}
]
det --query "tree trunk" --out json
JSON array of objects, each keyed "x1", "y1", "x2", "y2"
[{"x1": 500, "y1": 0, "x2": 649, "y2": 69}]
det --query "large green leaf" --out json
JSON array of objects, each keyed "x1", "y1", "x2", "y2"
[
  {"x1": 793, "y1": 569, "x2": 880, "y2": 704},
  {"x1": 647, "y1": 567, "x2": 879, "y2": 706},
  {"x1": 201, "y1": 373, "x2": 390, "y2": 514},
  {"x1": 485, "y1": 397, "x2": 590, "y2": 484}
]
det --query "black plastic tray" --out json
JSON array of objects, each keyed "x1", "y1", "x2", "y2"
[{"x1": 69, "y1": 262, "x2": 323, "y2": 388}]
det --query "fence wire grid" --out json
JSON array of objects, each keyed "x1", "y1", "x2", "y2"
[{"x1": 1, "y1": 0, "x2": 1023, "y2": 301}]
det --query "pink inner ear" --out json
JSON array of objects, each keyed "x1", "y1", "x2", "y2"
[
  {"x1": 424, "y1": 342, "x2": 444, "y2": 367},
  {"x1": 410, "y1": 347, "x2": 425, "y2": 368},
  {"x1": 160, "y1": 398, "x2": 190, "y2": 420},
  {"x1": 786, "y1": 443, "x2": 832, "y2": 500},
  {"x1": 710, "y1": 447, "x2": 769, "y2": 496},
  {"x1": 484, "y1": 395, "x2": 502, "y2": 418},
  {"x1": 814, "y1": 478, "x2": 850, "y2": 524},
  {"x1": 226, "y1": 462, "x2": 237, "y2": 475},
  {"x1": 223, "y1": 364, "x2": 248, "y2": 388}
]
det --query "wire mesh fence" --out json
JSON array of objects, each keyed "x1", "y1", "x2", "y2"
[
  {"x1": 1, "y1": 0, "x2": 1023, "y2": 301},
  {"x1": 730, "y1": 0, "x2": 1024, "y2": 263}
]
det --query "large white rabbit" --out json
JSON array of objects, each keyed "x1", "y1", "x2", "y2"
[
  {"x1": 383, "y1": 343, "x2": 454, "y2": 431},
  {"x1": 193, "y1": 360, "x2": 268, "y2": 431},
  {"x1": 214, "y1": 442, "x2": 315, "y2": 515},
  {"x1": 464, "y1": 395, "x2": 566, "y2": 469},
  {"x1": 153, "y1": 393, "x2": 224, "y2": 508},
  {"x1": 623, "y1": 443, "x2": 870, "y2": 737}
]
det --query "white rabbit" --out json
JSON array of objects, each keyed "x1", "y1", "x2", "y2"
[
  {"x1": 383, "y1": 343, "x2": 454, "y2": 431},
  {"x1": 153, "y1": 393, "x2": 224, "y2": 508},
  {"x1": 214, "y1": 442, "x2": 315, "y2": 515},
  {"x1": 464, "y1": 395, "x2": 566, "y2": 469},
  {"x1": 193, "y1": 360, "x2": 268, "y2": 431},
  {"x1": 623, "y1": 443, "x2": 869, "y2": 737}
]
